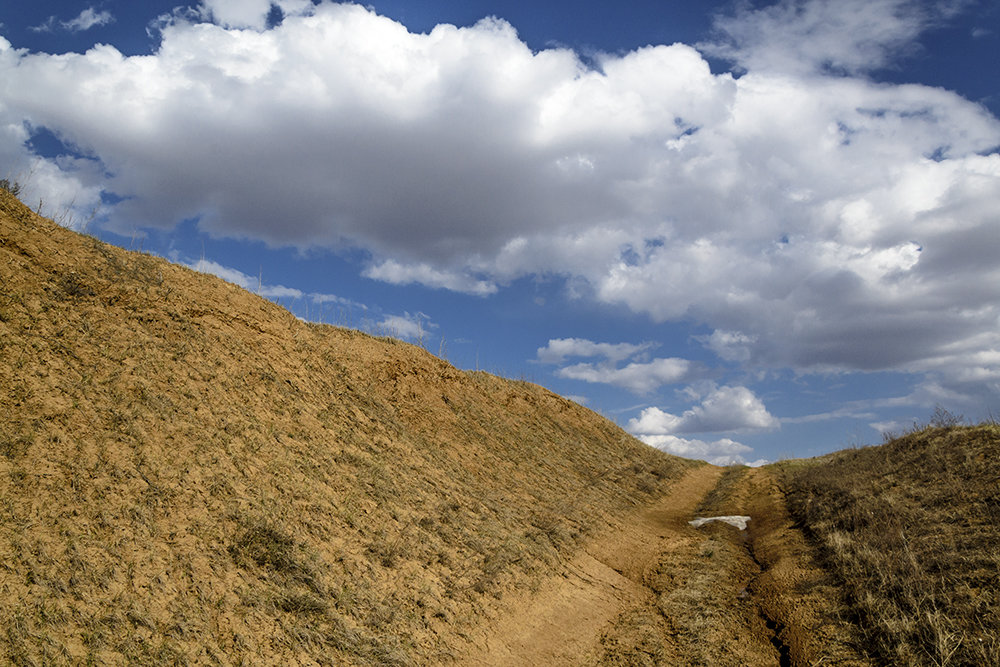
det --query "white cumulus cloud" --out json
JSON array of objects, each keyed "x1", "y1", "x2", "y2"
[
  {"x1": 180, "y1": 257, "x2": 366, "y2": 317},
  {"x1": 1, "y1": 0, "x2": 998, "y2": 406},
  {"x1": 184, "y1": 257, "x2": 302, "y2": 299},
  {"x1": 638, "y1": 434, "x2": 762, "y2": 466},
  {"x1": 628, "y1": 385, "x2": 780, "y2": 435},
  {"x1": 376, "y1": 312, "x2": 436, "y2": 342},
  {"x1": 363, "y1": 259, "x2": 497, "y2": 296}
]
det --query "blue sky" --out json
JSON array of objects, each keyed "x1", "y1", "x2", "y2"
[{"x1": 1, "y1": 0, "x2": 998, "y2": 464}]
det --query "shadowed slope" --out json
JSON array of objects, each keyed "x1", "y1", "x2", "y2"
[
  {"x1": 781, "y1": 424, "x2": 1000, "y2": 666},
  {"x1": 0, "y1": 189, "x2": 695, "y2": 665}
]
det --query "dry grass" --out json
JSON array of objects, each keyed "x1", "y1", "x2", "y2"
[
  {"x1": 780, "y1": 423, "x2": 1000, "y2": 666},
  {"x1": 0, "y1": 188, "x2": 695, "y2": 664}
]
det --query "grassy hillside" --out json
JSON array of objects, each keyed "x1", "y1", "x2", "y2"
[
  {"x1": 0, "y1": 188, "x2": 695, "y2": 665},
  {"x1": 781, "y1": 423, "x2": 1000, "y2": 666}
]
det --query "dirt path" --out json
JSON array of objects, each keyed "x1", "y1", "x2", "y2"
[
  {"x1": 454, "y1": 465, "x2": 872, "y2": 666},
  {"x1": 455, "y1": 465, "x2": 723, "y2": 665}
]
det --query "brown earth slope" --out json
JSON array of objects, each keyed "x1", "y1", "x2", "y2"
[{"x1": 0, "y1": 188, "x2": 699, "y2": 664}]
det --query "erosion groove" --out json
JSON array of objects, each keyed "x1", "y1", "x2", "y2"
[
  {"x1": 459, "y1": 466, "x2": 872, "y2": 666},
  {"x1": 765, "y1": 617, "x2": 793, "y2": 667},
  {"x1": 698, "y1": 467, "x2": 873, "y2": 666},
  {"x1": 743, "y1": 536, "x2": 793, "y2": 667}
]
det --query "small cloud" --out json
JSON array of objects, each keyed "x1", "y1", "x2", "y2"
[
  {"x1": 638, "y1": 434, "x2": 756, "y2": 466},
  {"x1": 701, "y1": 0, "x2": 936, "y2": 76},
  {"x1": 701, "y1": 330, "x2": 756, "y2": 363},
  {"x1": 33, "y1": 8, "x2": 115, "y2": 33},
  {"x1": 537, "y1": 337, "x2": 696, "y2": 394},
  {"x1": 29, "y1": 17, "x2": 58, "y2": 33},
  {"x1": 628, "y1": 385, "x2": 779, "y2": 435},
  {"x1": 536, "y1": 337, "x2": 655, "y2": 364},
  {"x1": 556, "y1": 357, "x2": 695, "y2": 395},
  {"x1": 375, "y1": 312, "x2": 436, "y2": 342},
  {"x1": 309, "y1": 292, "x2": 367, "y2": 310},
  {"x1": 781, "y1": 408, "x2": 877, "y2": 424},
  {"x1": 364, "y1": 259, "x2": 497, "y2": 297},
  {"x1": 64, "y1": 8, "x2": 115, "y2": 32},
  {"x1": 869, "y1": 420, "x2": 906, "y2": 435},
  {"x1": 176, "y1": 256, "x2": 369, "y2": 325},
  {"x1": 184, "y1": 257, "x2": 302, "y2": 300}
]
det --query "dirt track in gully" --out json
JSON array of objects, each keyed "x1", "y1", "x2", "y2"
[{"x1": 457, "y1": 466, "x2": 872, "y2": 666}]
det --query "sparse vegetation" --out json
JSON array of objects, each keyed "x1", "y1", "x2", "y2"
[
  {"x1": 0, "y1": 178, "x2": 21, "y2": 198},
  {"x1": 0, "y1": 186, "x2": 692, "y2": 664},
  {"x1": 781, "y1": 422, "x2": 1000, "y2": 666}
]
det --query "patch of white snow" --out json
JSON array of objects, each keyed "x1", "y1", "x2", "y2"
[{"x1": 688, "y1": 515, "x2": 751, "y2": 530}]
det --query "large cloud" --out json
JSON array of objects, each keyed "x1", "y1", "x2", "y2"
[{"x1": 1, "y1": 0, "x2": 998, "y2": 404}]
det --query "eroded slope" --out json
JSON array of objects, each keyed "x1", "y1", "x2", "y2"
[{"x1": 0, "y1": 190, "x2": 695, "y2": 665}]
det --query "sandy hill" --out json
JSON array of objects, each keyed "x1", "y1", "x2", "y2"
[{"x1": 0, "y1": 188, "x2": 696, "y2": 665}]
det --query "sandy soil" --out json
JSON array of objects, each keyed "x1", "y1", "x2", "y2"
[{"x1": 456, "y1": 466, "x2": 723, "y2": 665}]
